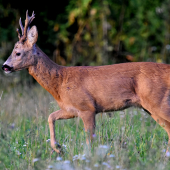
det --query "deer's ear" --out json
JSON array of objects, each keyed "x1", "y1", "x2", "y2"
[{"x1": 27, "y1": 26, "x2": 38, "y2": 46}]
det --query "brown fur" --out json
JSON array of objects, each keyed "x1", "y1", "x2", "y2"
[{"x1": 3, "y1": 12, "x2": 170, "y2": 153}]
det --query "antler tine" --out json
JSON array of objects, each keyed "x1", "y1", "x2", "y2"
[
  {"x1": 20, "y1": 10, "x2": 35, "y2": 42},
  {"x1": 16, "y1": 28, "x2": 21, "y2": 39},
  {"x1": 30, "y1": 11, "x2": 35, "y2": 23},
  {"x1": 19, "y1": 18, "x2": 24, "y2": 35},
  {"x1": 25, "y1": 10, "x2": 35, "y2": 26}
]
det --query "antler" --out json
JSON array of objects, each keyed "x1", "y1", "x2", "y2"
[
  {"x1": 17, "y1": 10, "x2": 35, "y2": 42},
  {"x1": 19, "y1": 17, "x2": 24, "y2": 35}
]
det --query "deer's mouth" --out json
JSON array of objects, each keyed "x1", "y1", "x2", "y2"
[{"x1": 2, "y1": 64, "x2": 13, "y2": 74}]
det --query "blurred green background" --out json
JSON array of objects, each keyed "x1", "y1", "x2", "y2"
[{"x1": 0, "y1": 0, "x2": 170, "y2": 84}]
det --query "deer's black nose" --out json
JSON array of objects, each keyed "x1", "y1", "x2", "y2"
[{"x1": 2, "y1": 64, "x2": 13, "y2": 72}]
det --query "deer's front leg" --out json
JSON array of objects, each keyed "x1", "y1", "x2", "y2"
[{"x1": 48, "y1": 109, "x2": 75, "y2": 153}]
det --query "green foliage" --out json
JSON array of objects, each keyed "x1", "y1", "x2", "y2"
[
  {"x1": 0, "y1": 2, "x2": 18, "y2": 60},
  {"x1": 56, "y1": 0, "x2": 170, "y2": 65}
]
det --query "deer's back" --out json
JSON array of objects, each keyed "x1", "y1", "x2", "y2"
[{"x1": 57, "y1": 62, "x2": 170, "y2": 113}]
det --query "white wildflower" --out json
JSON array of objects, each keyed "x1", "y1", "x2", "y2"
[
  {"x1": 16, "y1": 150, "x2": 21, "y2": 155},
  {"x1": 64, "y1": 160, "x2": 70, "y2": 164},
  {"x1": 99, "y1": 145, "x2": 109, "y2": 149},
  {"x1": 46, "y1": 139, "x2": 50, "y2": 142},
  {"x1": 116, "y1": 165, "x2": 120, "y2": 169},
  {"x1": 93, "y1": 134, "x2": 96, "y2": 138},
  {"x1": 85, "y1": 167, "x2": 91, "y2": 170},
  {"x1": 80, "y1": 155, "x2": 86, "y2": 160},
  {"x1": 96, "y1": 145, "x2": 110, "y2": 159},
  {"x1": 166, "y1": 152, "x2": 170, "y2": 157},
  {"x1": 102, "y1": 162, "x2": 108, "y2": 165},
  {"x1": 62, "y1": 144, "x2": 67, "y2": 149},
  {"x1": 73, "y1": 155, "x2": 78, "y2": 161},
  {"x1": 102, "y1": 162, "x2": 111, "y2": 168},
  {"x1": 56, "y1": 156, "x2": 62, "y2": 161},
  {"x1": 47, "y1": 165, "x2": 53, "y2": 169},
  {"x1": 162, "y1": 149, "x2": 166, "y2": 153},
  {"x1": 33, "y1": 158, "x2": 39, "y2": 163},
  {"x1": 109, "y1": 154, "x2": 115, "y2": 158},
  {"x1": 94, "y1": 163, "x2": 99, "y2": 167}
]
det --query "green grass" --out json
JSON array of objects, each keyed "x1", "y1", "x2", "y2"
[{"x1": 0, "y1": 83, "x2": 170, "y2": 170}]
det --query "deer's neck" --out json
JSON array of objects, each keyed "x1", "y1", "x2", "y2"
[{"x1": 28, "y1": 49, "x2": 63, "y2": 101}]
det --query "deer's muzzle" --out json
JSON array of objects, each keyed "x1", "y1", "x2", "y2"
[{"x1": 2, "y1": 64, "x2": 13, "y2": 73}]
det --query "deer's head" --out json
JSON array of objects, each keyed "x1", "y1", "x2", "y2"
[{"x1": 2, "y1": 11, "x2": 38, "y2": 73}]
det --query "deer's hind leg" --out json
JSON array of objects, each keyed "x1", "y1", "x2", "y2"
[
  {"x1": 141, "y1": 89, "x2": 170, "y2": 145},
  {"x1": 79, "y1": 111, "x2": 96, "y2": 145},
  {"x1": 149, "y1": 113, "x2": 170, "y2": 156},
  {"x1": 150, "y1": 114, "x2": 170, "y2": 144}
]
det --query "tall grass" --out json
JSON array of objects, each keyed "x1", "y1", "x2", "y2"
[{"x1": 0, "y1": 76, "x2": 170, "y2": 169}]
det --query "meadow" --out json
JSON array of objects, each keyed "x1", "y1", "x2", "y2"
[{"x1": 0, "y1": 71, "x2": 170, "y2": 170}]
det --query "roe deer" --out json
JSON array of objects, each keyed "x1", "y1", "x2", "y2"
[{"x1": 2, "y1": 11, "x2": 170, "y2": 153}]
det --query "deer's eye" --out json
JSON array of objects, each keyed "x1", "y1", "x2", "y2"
[{"x1": 16, "y1": 53, "x2": 21, "y2": 56}]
